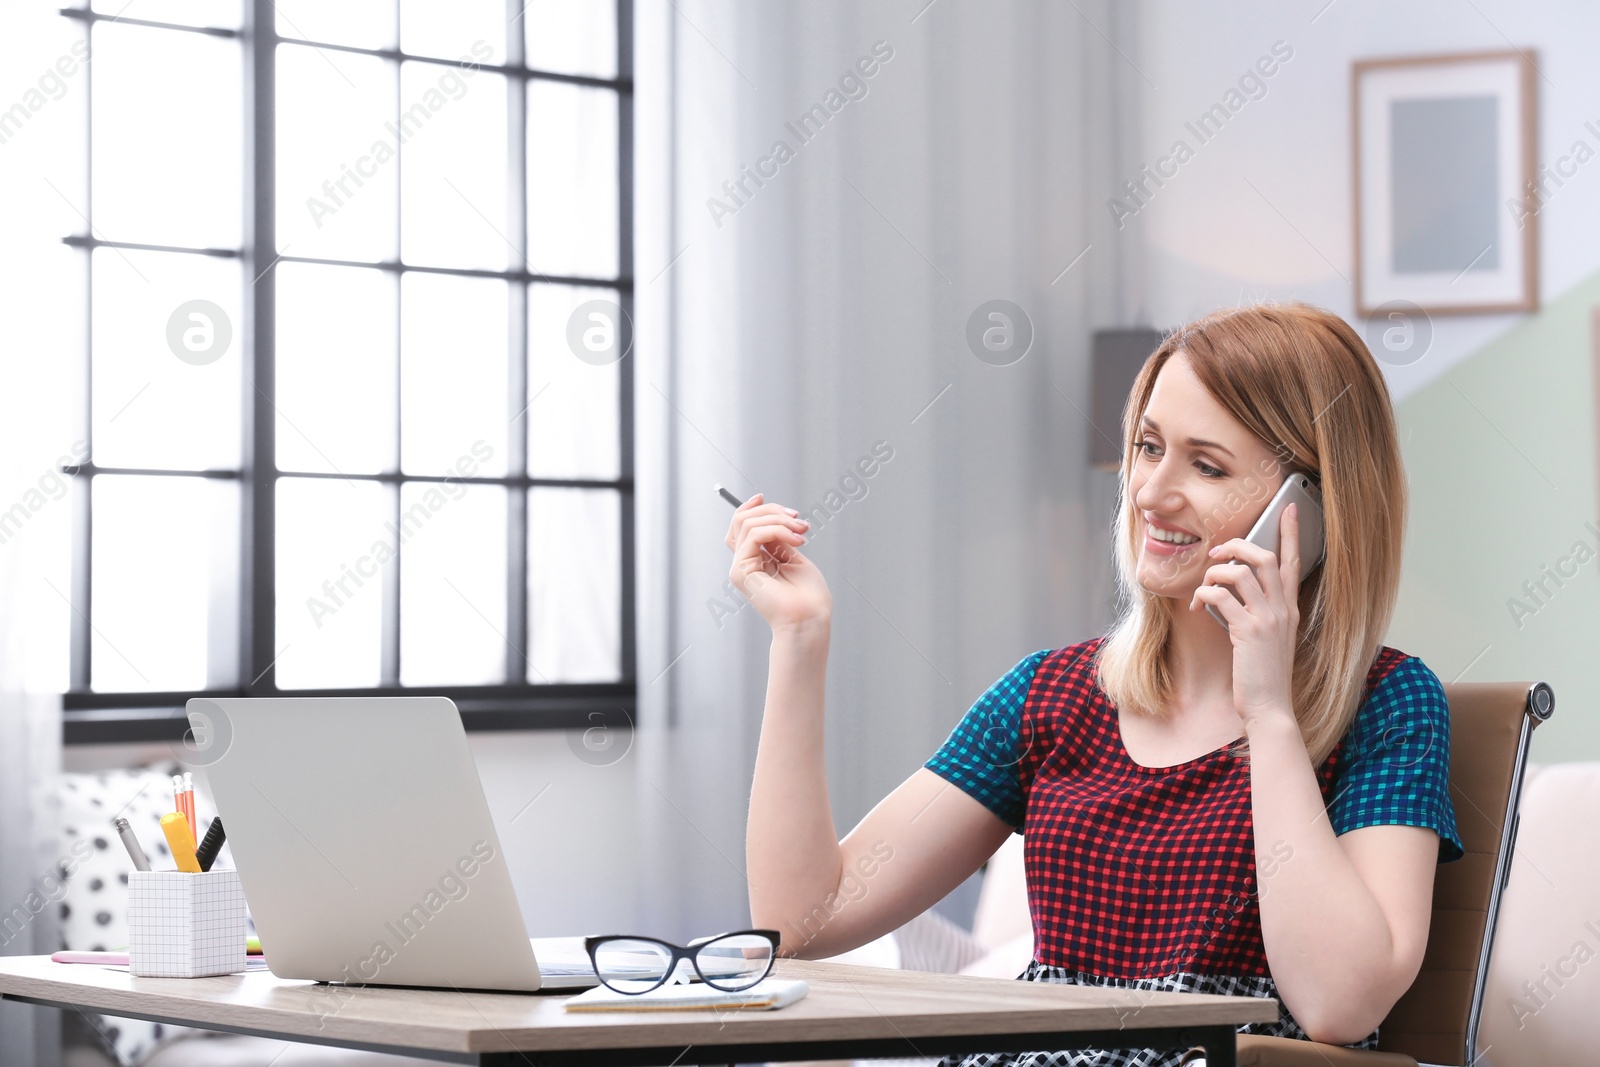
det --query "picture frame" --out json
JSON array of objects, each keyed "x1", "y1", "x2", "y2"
[{"x1": 1352, "y1": 49, "x2": 1538, "y2": 316}]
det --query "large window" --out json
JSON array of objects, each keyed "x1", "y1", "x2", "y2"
[{"x1": 61, "y1": 0, "x2": 635, "y2": 741}]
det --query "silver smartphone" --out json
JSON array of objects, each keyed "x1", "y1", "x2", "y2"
[{"x1": 1205, "y1": 473, "x2": 1326, "y2": 631}]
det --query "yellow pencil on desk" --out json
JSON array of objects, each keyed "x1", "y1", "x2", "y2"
[{"x1": 161, "y1": 812, "x2": 202, "y2": 873}]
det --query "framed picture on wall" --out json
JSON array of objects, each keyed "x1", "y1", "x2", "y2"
[{"x1": 1353, "y1": 49, "x2": 1538, "y2": 316}]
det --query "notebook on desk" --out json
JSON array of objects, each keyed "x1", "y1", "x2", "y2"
[
  {"x1": 565, "y1": 977, "x2": 810, "y2": 1011},
  {"x1": 189, "y1": 696, "x2": 602, "y2": 992}
]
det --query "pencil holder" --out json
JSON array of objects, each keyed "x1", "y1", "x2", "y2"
[{"x1": 127, "y1": 869, "x2": 247, "y2": 978}]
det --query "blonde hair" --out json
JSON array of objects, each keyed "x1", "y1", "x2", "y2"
[{"x1": 1095, "y1": 303, "x2": 1406, "y2": 766}]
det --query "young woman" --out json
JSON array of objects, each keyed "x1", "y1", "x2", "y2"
[{"x1": 727, "y1": 303, "x2": 1461, "y2": 1067}]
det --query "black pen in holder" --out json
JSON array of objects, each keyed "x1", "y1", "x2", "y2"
[{"x1": 195, "y1": 818, "x2": 226, "y2": 873}]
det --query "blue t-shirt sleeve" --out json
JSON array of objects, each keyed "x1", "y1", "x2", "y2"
[
  {"x1": 923, "y1": 649, "x2": 1051, "y2": 830},
  {"x1": 1328, "y1": 656, "x2": 1465, "y2": 864}
]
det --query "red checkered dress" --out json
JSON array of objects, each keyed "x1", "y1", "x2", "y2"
[{"x1": 927, "y1": 636, "x2": 1461, "y2": 1067}]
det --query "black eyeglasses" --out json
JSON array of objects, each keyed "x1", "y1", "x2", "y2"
[{"x1": 583, "y1": 930, "x2": 780, "y2": 994}]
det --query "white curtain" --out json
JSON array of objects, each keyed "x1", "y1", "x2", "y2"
[
  {"x1": 634, "y1": 0, "x2": 1147, "y2": 938},
  {"x1": 0, "y1": 5, "x2": 78, "y2": 1063},
  {"x1": 0, "y1": 289, "x2": 71, "y2": 1066},
  {"x1": 0, "y1": 570, "x2": 63, "y2": 1067}
]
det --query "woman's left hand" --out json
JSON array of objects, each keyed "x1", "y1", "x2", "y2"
[{"x1": 1189, "y1": 502, "x2": 1302, "y2": 733}]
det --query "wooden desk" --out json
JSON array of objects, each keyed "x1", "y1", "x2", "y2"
[{"x1": 0, "y1": 956, "x2": 1277, "y2": 1066}]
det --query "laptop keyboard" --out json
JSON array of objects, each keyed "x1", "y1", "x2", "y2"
[{"x1": 530, "y1": 937, "x2": 597, "y2": 976}]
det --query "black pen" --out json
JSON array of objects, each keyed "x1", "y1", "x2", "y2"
[
  {"x1": 717, "y1": 483, "x2": 806, "y2": 566},
  {"x1": 195, "y1": 817, "x2": 226, "y2": 873}
]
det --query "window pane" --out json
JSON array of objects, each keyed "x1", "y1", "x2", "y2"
[
  {"x1": 277, "y1": 43, "x2": 398, "y2": 262},
  {"x1": 400, "y1": 273, "x2": 508, "y2": 475},
  {"x1": 399, "y1": 483, "x2": 507, "y2": 686},
  {"x1": 92, "y1": 475, "x2": 235, "y2": 692},
  {"x1": 275, "y1": 0, "x2": 395, "y2": 51},
  {"x1": 399, "y1": 62, "x2": 509, "y2": 270},
  {"x1": 91, "y1": 248, "x2": 241, "y2": 471},
  {"x1": 91, "y1": 0, "x2": 241, "y2": 30},
  {"x1": 276, "y1": 263, "x2": 397, "y2": 475},
  {"x1": 401, "y1": 0, "x2": 506, "y2": 63},
  {"x1": 92, "y1": 23, "x2": 241, "y2": 249},
  {"x1": 528, "y1": 488, "x2": 619, "y2": 683},
  {"x1": 527, "y1": 285, "x2": 619, "y2": 479},
  {"x1": 524, "y1": 0, "x2": 616, "y2": 79},
  {"x1": 275, "y1": 477, "x2": 386, "y2": 689},
  {"x1": 527, "y1": 82, "x2": 618, "y2": 279}
]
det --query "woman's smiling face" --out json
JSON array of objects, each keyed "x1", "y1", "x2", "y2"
[{"x1": 1129, "y1": 351, "x2": 1289, "y2": 598}]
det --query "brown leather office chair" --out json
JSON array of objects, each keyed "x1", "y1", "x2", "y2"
[{"x1": 1237, "y1": 680, "x2": 1554, "y2": 1067}]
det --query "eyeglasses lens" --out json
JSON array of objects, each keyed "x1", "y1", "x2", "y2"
[
  {"x1": 694, "y1": 933, "x2": 774, "y2": 991},
  {"x1": 592, "y1": 938, "x2": 675, "y2": 993}
]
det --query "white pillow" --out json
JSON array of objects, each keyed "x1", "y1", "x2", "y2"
[
  {"x1": 57, "y1": 762, "x2": 229, "y2": 1067},
  {"x1": 958, "y1": 931, "x2": 1033, "y2": 980}
]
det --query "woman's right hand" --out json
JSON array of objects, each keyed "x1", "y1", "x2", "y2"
[{"x1": 725, "y1": 492, "x2": 832, "y2": 632}]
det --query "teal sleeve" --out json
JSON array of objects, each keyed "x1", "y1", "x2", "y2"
[
  {"x1": 923, "y1": 649, "x2": 1051, "y2": 830},
  {"x1": 1328, "y1": 657, "x2": 1465, "y2": 863}
]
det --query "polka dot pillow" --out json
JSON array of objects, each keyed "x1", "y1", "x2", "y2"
[{"x1": 57, "y1": 761, "x2": 227, "y2": 1067}]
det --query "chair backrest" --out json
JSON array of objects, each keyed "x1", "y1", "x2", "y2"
[{"x1": 1378, "y1": 680, "x2": 1553, "y2": 1064}]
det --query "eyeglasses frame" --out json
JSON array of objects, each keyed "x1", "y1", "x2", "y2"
[{"x1": 581, "y1": 929, "x2": 782, "y2": 995}]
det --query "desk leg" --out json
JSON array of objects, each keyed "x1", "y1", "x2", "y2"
[{"x1": 1196, "y1": 1024, "x2": 1236, "y2": 1067}]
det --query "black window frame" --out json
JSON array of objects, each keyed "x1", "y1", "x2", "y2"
[{"x1": 59, "y1": 0, "x2": 637, "y2": 744}]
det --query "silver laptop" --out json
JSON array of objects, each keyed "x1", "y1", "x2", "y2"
[{"x1": 185, "y1": 696, "x2": 600, "y2": 992}]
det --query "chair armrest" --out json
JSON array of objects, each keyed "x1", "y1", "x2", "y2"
[{"x1": 1237, "y1": 1035, "x2": 1416, "y2": 1067}]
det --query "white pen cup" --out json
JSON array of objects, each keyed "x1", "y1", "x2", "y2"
[{"x1": 127, "y1": 869, "x2": 248, "y2": 978}]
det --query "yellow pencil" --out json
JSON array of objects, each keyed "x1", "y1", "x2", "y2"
[{"x1": 161, "y1": 812, "x2": 202, "y2": 873}]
